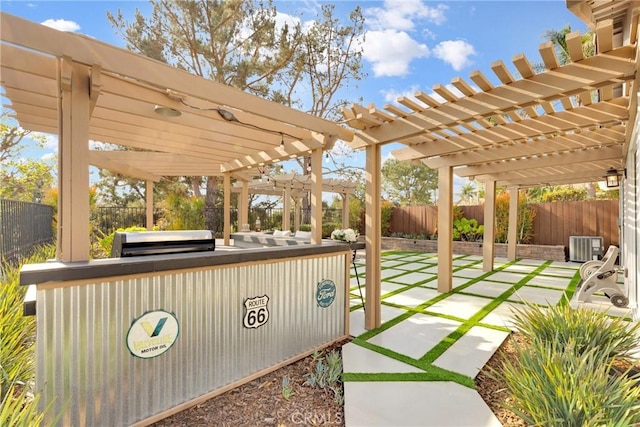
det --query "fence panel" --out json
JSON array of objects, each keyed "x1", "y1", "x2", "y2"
[
  {"x1": 0, "y1": 199, "x2": 54, "y2": 264},
  {"x1": 531, "y1": 200, "x2": 619, "y2": 249},
  {"x1": 391, "y1": 205, "x2": 438, "y2": 236},
  {"x1": 390, "y1": 200, "x2": 619, "y2": 247}
]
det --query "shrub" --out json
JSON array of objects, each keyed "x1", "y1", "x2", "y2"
[
  {"x1": 157, "y1": 194, "x2": 205, "y2": 230},
  {"x1": 322, "y1": 222, "x2": 342, "y2": 238},
  {"x1": 304, "y1": 349, "x2": 344, "y2": 405},
  {"x1": 499, "y1": 338, "x2": 640, "y2": 426},
  {"x1": 540, "y1": 187, "x2": 587, "y2": 202},
  {"x1": 495, "y1": 193, "x2": 535, "y2": 243},
  {"x1": 380, "y1": 201, "x2": 394, "y2": 236},
  {"x1": 93, "y1": 226, "x2": 148, "y2": 259},
  {"x1": 509, "y1": 301, "x2": 640, "y2": 363},
  {"x1": 0, "y1": 244, "x2": 56, "y2": 423},
  {"x1": 496, "y1": 302, "x2": 640, "y2": 425},
  {"x1": 453, "y1": 217, "x2": 484, "y2": 242}
]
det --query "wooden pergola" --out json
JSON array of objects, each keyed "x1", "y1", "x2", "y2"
[
  {"x1": 231, "y1": 173, "x2": 356, "y2": 232},
  {"x1": 2, "y1": 2, "x2": 638, "y2": 332},
  {"x1": 342, "y1": 10, "x2": 637, "y2": 328},
  {"x1": 0, "y1": 12, "x2": 353, "y2": 261}
]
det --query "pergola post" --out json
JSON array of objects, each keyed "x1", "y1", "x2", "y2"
[
  {"x1": 483, "y1": 180, "x2": 497, "y2": 271},
  {"x1": 310, "y1": 149, "x2": 323, "y2": 244},
  {"x1": 364, "y1": 144, "x2": 381, "y2": 330},
  {"x1": 507, "y1": 187, "x2": 519, "y2": 260},
  {"x1": 240, "y1": 179, "x2": 249, "y2": 231},
  {"x1": 282, "y1": 187, "x2": 291, "y2": 231},
  {"x1": 341, "y1": 193, "x2": 350, "y2": 229},
  {"x1": 437, "y1": 166, "x2": 454, "y2": 292},
  {"x1": 58, "y1": 58, "x2": 91, "y2": 262},
  {"x1": 145, "y1": 180, "x2": 153, "y2": 230},
  {"x1": 223, "y1": 173, "x2": 231, "y2": 246},
  {"x1": 294, "y1": 197, "x2": 302, "y2": 231}
]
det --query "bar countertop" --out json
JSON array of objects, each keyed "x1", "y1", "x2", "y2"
[{"x1": 20, "y1": 241, "x2": 364, "y2": 285}]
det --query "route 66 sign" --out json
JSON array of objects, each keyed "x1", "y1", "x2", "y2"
[{"x1": 243, "y1": 295, "x2": 269, "y2": 329}]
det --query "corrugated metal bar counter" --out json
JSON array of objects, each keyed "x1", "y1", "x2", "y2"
[{"x1": 20, "y1": 242, "x2": 356, "y2": 426}]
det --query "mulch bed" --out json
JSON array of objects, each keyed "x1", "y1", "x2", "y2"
[{"x1": 152, "y1": 332, "x2": 638, "y2": 427}]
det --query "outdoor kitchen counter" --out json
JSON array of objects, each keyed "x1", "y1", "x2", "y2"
[
  {"x1": 20, "y1": 241, "x2": 361, "y2": 427},
  {"x1": 19, "y1": 240, "x2": 362, "y2": 285}
]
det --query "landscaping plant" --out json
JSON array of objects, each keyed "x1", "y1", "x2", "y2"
[
  {"x1": 495, "y1": 300, "x2": 640, "y2": 425},
  {"x1": 0, "y1": 244, "x2": 56, "y2": 424},
  {"x1": 509, "y1": 301, "x2": 640, "y2": 363},
  {"x1": 499, "y1": 338, "x2": 640, "y2": 426},
  {"x1": 303, "y1": 349, "x2": 344, "y2": 404}
]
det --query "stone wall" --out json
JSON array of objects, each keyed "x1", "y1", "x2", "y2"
[{"x1": 380, "y1": 237, "x2": 567, "y2": 261}]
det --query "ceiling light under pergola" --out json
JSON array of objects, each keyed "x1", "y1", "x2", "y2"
[{"x1": 154, "y1": 105, "x2": 182, "y2": 117}]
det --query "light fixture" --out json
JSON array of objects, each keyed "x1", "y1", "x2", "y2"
[
  {"x1": 170, "y1": 94, "x2": 298, "y2": 146},
  {"x1": 154, "y1": 105, "x2": 181, "y2": 117},
  {"x1": 217, "y1": 108, "x2": 239, "y2": 122},
  {"x1": 257, "y1": 166, "x2": 270, "y2": 182},
  {"x1": 605, "y1": 167, "x2": 620, "y2": 188},
  {"x1": 306, "y1": 161, "x2": 312, "y2": 172}
]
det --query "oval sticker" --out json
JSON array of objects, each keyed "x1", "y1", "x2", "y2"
[
  {"x1": 316, "y1": 279, "x2": 337, "y2": 308},
  {"x1": 126, "y1": 310, "x2": 180, "y2": 359}
]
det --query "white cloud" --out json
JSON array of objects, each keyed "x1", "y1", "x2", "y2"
[
  {"x1": 275, "y1": 11, "x2": 301, "y2": 33},
  {"x1": 382, "y1": 151, "x2": 396, "y2": 165},
  {"x1": 41, "y1": 133, "x2": 58, "y2": 151},
  {"x1": 381, "y1": 85, "x2": 422, "y2": 103},
  {"x1": 41, "y1": 152, "x2": 56, "y2": 162},
  {"x1": 40, "y1": 19, "x2": 80, "y2": 32},
  {"x1": 363, "y1": 30, "x2": 429, "y2": 77},
  {"x1": 364, "y1": 0, "x2": 448, "y2": 31},
  {"x1": 432, "y1": 40, "x2": 476, "y2": 71}
]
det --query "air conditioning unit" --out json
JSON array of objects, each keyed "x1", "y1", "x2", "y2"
[{"x1": 569, "y1": 236, "x2": 604, "y2": 262}]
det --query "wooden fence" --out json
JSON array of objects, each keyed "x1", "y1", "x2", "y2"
[{"x1": 390, "y1": 200, "x2": 619, "y2": 249}]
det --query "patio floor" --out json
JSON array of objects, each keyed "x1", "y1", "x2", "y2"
[{"x1": 343, "y1": 251, "x2": 631, "y2": 427}]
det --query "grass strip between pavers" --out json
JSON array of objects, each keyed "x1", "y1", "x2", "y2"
[
  {"x1": 346, "y1": 338, "x2": 476, "y2": 388},
  {"x1": 345, "y1": 255, "x2": 580, "y2": 389},
  {"x1": 352, "y1": 259, "x2": 502, "y2": 340},
  {"x1": 341, "y1": 372, "x2": 474, "y2": 387},
  {"x1": 418, "y1": 260, "x2": 554, "y2": 364}
]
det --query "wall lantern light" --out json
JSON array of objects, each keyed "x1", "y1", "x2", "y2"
[{"x1": 605, "y1": 167, "x2": 620, "y2": 188}]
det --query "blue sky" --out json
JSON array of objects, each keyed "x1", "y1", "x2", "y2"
[{"x1": 1, "y1": 0, "x2": 588, "y2": 199}]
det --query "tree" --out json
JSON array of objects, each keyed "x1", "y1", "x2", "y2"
[
  {"x1": 0, "y1": 158, "x2": 55, "y2": 202},
  {"x1": 1, "y1": 114, "x2": 46, "y2": 164},
  {"x1": 542, "y1": 26, "x2": 594, "y2": 67},
  {"x1": 108, "y1": 1, "x2": 365, "y2": 230},
  {"x1": 0, "y1": 115, "x2": 53, "y2": 202},
  {"x1": 381, "y1": 159, "x2": 438, "y2": 206},
  {"x1": 457, "y1": 181, "x2": 478, "y2": 205}
]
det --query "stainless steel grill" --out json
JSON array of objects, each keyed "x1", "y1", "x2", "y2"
[{"x1": 110, "y1": 230, "x2": 215, "y2": 257}]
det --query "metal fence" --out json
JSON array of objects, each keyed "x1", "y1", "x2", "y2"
[
  {"x1": 92, "y1": 206, "x2": 346, "y2": 237},
  {"x1": 0, "y1": 199, "x2": 55, "y2": 264},
  {"x1": 91, "y1": 207, "x2": 163, "y2": 236}
]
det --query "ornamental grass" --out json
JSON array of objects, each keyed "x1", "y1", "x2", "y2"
[
  {"x1": 500, "y1": 338, "x2": 640, "y2": 426},
  {"x1": 509, "y1": 300, "x2": 640, "y2": 363},
  {"x1": 0, "y1": 245, "x2": 57, "y2": 425},
  {"x1": 496, "y1": 300, "x2": 640, "y2": 426}
]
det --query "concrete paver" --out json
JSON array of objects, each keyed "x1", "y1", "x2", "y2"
[
  {"x1": 344, "y1": 254, "x2": 582, "y2": 427},
  {"x1": 344, "y1": 382, "x2": 502, "y2": 427}
]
